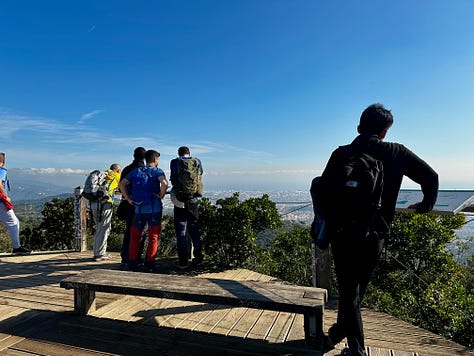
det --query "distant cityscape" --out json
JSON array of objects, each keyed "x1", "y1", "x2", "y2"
[{"x1": 9, "y1": 181, "x2": 474, "y2": 263}]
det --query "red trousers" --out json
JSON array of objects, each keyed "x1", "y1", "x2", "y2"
[{"x1": 129, "y1": 224, "x2": 161, "y2": 267}]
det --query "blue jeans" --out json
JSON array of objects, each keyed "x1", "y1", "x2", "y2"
[{"x1": 174, "y1": 199, "x2": 202, "y2": 265}]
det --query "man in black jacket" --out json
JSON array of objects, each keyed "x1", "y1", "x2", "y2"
[
  {"x1": 119, "y1": 147, "x2": 146, "y2": 268},
  {"x1": 322, "y1": 104, "x2": 438, "y2": 356}
]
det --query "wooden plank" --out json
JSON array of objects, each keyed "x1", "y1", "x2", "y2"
[
  {"x1": 246, "y1": 309, "x2": 278, "y2": 340},
  {"x1": 0, "y1": 306, "x2": 26, "y2": 323},
  {"x1": 50, "y1": 314, "x2": 320, "y2": 356},
  {"x1": 136, "y1": 298, "x2": 186, "y2": 326},
  {"x1": 60, "y1": 269, "x2": 327, "y2": 315},
  {"x1": 285, "y1": 313, "x2": 306, "y2": 341},
  {"x1": 154, "y1": 300, "x2": 205, "y2": 329},
  {"x1": 170, "y1": 301, "x2": 217, "y2": 330},
  {"x1": 368, "y1": 346, "x2": 393, "y2": 356},
  {"x1": 226, "y1": 308, "x2": 263, "y2": 338},
  {"x1": 0, "y1": 334, "x2": 25, "y2": 352},
  {"x1": 266, "y1": 311, "x2": 295, "y2": 343},
  {"x1": 206, "y1": 305, "x2": 248, "y2": 335},
  {"x1": 1, "y1": 252, "x2": 472, "y2": 356},
  {"x1": 10, "y1": 338, "x2": 105, "y2": 356},
  {"x1": 125, "y1": 296, "x2": 171, "y2": 323},
  {"x1": 191, "y1": 304, "x2": 234, "y2": 333}
]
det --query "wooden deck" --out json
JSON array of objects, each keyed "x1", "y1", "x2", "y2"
[{"x1": 0, "y1": 251, "x2": 472, "y2": 356}]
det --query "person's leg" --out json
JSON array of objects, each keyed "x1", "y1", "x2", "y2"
[
  {"x1": 138, "y1": 229, "x2": 147, "y2": 261},
  {"x1": 330, "y1": 235, "x2": 366, "y2": 356},
  {"x1": 120, "y1": 207, "x2": 134, "y2": 265},
  {"x1": 93, "y1": 203, "x2": 112, "y2": 258},
  {"x1": 144, "y1": 212, "x2": 162, "y2": 270},
  {"x1": 0, "y1": 204, "x2": 21, "y2": 249},
  {"x1": 359, "y1": 235, "x2": 385, "y2": 302},
  {"x1": 174, "y1": 206, "x2": 189, "y2": 266},
  {"x1": 90, "y1": 202, "x2": 101, "y2": 257},
  {"x1": 128, "y1": 214, "x2": 145, "y2": 270},
  {"x1": 186, "y1": 199, "x2": 202, "y2": 263}
]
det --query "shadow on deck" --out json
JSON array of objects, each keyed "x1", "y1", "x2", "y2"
[{"x1": 0, "y1": 251, "x2": 472, "y2": 356}]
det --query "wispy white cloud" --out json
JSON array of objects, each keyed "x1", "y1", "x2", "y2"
[
  {"x1": 18, "y1": 168, "x2": 89, "y2": 175},
  {"x1": 0, "y1": 114, "x2": 71, "y2": 139},
  {"x1": 77, "y1": 110, "x2": 104, "y2": 124},
  {"x1": 0, "y1": 110, "x2": 281, "y2": 176}
]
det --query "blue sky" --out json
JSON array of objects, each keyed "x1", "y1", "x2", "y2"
[{"x1": 1, "y1": 1, "x2": 473, "y2": 191}]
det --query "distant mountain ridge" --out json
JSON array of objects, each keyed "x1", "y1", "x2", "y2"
[{"x1": 9, "y1": 180, "x2": 72, "y2": 202}]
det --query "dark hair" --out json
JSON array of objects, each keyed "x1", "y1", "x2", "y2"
[
  {"x1": 110, "y1": 163, "x2": 120, "y2": 171},
  {"x1": 133, "y1": 147, "x2": 146, "y2": 160},
  {"x1": 0, "y1": 152, "x2": 4, "y2": 164},
  {"x1": 178, "y1": 146, "x2": 190, "y2": 156},
  {"x1": 358, "y1": 103, "x2": 394, "y2": 135},
  {"x1": 145, "y1": 149, "x2": 160, "y2": 164}
]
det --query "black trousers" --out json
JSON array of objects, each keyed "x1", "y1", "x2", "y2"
[{"x1": 330, "y1": 230, "x2": 385, "y2": 356}]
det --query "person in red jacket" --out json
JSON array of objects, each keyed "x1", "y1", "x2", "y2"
[{"x1": 0, "y1": 152, "x2": 31, "y2": 255}]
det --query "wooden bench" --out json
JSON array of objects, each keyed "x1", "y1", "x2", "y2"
[{"x1": 60, "y1": 269, "x2": 327, "y2": 344}]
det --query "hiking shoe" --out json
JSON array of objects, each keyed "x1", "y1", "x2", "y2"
[
  {"x1": 322, "y1": 335, "x2": 336, "y2": 353},
  {"x1": 134, "y1": 265, "x2": 152, "y2": 273},
  {"x1": 192, "y1": 256, "x2": 203, "y2": 265},
  {"x1": 174, "y1": 260, "x2": 189, "y2": 270},
  {"x1": 339, "y1": 347, "x2": 354, "y2": 355},
  {"x1": 94, "y1": 254, "x2": 112, "y2": 261},
  {"x1": 12, "y1": 246, "x2": 31, "y2": 256},
  {"x1": 327, "y1": 323, "x2": 345, "y2": 345},
  {"x1": 120, "y1": 261, "x2": 128, "y2": 270}
]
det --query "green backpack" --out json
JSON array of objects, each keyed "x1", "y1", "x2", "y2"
[{"x1": 174, "y1": 158, "x2": 203, "y2": 202}]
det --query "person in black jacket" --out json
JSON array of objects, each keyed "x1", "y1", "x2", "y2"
[
  {"x1": 322, "y1": 104, "x2": 438, "y2": 356},
  {"x1": 119, "y1": 147, "x2": 146, "y2": 268}
]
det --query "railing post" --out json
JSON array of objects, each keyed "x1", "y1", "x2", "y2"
[
  {"x1": 315, "y1": 247, "x2": 332, "y2": 295},
  {"x1": 74, "y1": 187, "x2": 87, "y2": 252}
]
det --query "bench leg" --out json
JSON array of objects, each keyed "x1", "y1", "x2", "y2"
[
  {"x1": 304, "y1": 310, "x2": 324, "y2": 347},
  {"x1": 74, "y1": 289, "x2": 96, "y2": 315}
]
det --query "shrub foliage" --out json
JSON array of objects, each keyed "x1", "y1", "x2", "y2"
[{"x1": 199, "y1": 193, "x2": 281, "y2": 268}]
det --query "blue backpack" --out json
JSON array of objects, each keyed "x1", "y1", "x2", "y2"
[{"x1": 130, "y1": 167, "x2": 157, "y2": 206}]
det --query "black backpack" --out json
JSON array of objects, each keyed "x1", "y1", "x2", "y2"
[{"x1": 312, "y1": 145, "x2": 384, "y2": 243}]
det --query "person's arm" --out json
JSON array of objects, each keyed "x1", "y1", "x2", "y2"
[
  {"x1": 157, "y1": 175, "x2": 168, "y2": 199},
  {"x1": 404, "y1": 147, "x2": 439, "y2": 213},
  {"x1": 0, "y1": 179, "x2": 10, "y2": 202},
  {"x1": 0, "y1": 167, "x2": 11, "y2": 202},
  {"x1": 118, "y1": 178, "x2": 133, "y2": 205},
  {"x1": 169, "y1": 158, "x2": 177, "y2": 186},
  {"x1": 197, "y1": 158, "x2": 203, "y2": 175}
]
